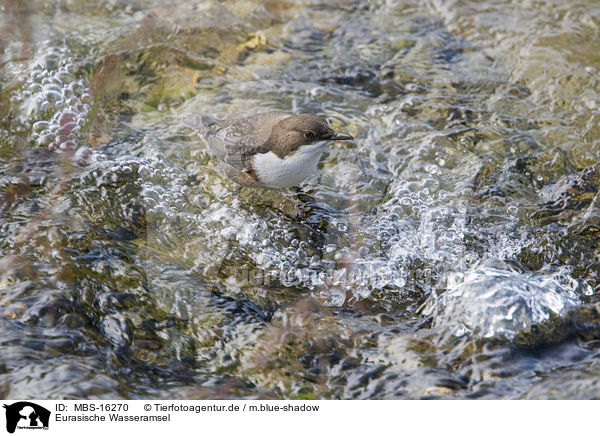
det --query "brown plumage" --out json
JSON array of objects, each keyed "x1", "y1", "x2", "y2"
[{"x1": 189, "y1": 112, "x2": 353, "y2": 188}]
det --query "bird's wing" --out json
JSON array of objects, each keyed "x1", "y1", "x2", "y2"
[
  {"x1": 205, "y1": 124, "x2": 267, "y2": 169},
  {"x1": 205, "y1": 112, "x2": 289, "y2": 170}
]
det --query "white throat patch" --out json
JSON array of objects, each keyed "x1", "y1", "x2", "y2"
[{"x1": 252, "y1": 144, "x2": 326, "y2": 188}]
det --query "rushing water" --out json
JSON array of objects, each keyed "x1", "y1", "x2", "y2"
[{"x1": 1, "y1": 0, "x2": 599, "y2": 399}]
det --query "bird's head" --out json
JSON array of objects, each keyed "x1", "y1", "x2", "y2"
[{"x1": 268, "y1": 114, "x2": 353, "y2": 157}]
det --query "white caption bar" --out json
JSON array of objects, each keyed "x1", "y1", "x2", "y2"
[{"x1": 0, "y1": 400, "x2": 595, "y2": 436}]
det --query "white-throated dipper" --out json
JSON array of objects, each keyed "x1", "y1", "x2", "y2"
[{"x1": 190, "y1": 112, "x2": 353, "y2": 188}]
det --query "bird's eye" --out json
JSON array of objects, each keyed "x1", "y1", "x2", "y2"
[{"x1": 304, "y1": 131, "x2": 315, "y2": 139}]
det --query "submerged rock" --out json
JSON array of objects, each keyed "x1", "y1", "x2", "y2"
[{"x1": 424, "y1": 259, "x2": 585, "y2": 340}]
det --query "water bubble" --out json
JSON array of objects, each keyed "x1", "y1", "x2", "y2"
[
  {"x1": 56, "y1": 70, "x2": 74, "y2": 83},
  {"x1": 56, "y1": 123, "x2": 75, "y2": 139},
  {"x1": 37, "y1": 132, "x2": 56, "y2": 146},
  {"x1": 39, "y1": 101, "x2": 50, "y2": 113},
  {"x1": 310, "y1": 87, "x2": 326, "y2": 97},
  {"x1": 59, "y1": 140, "x2": 76, "y2": 150},
  {"x1": 61, "y1": 87, "x2": 73, "y2": 99},
  {"x1": 43, "y1": 53, "x2": 59, "y2": 69},
  {"x1": 32, "y1": 121, "x2": 49, "y2": 132}
]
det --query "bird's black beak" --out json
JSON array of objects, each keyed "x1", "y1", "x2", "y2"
[{"x1": 331, "y1": 131, "x2": 353, "y2": 141}]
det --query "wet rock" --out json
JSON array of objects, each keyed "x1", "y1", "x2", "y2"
[{"x1": 424, "y1": 259, "x2": 582, "y2": 340}]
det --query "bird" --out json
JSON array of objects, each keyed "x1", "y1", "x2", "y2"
[{"x1": 188, "y1": 112, "x2": 353, "y2": 188}]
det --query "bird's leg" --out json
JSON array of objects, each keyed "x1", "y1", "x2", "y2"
[
  {"x1": 286, "y1": 186, "x2": 333, "y2": 258},
  {"x1": 293, "y1": 185, "x2": 317, "y2": 216},
  {"x1": 292, "y1": 185, "x2": 339, "y2": 218}
]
